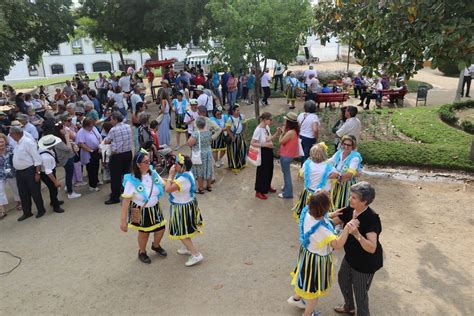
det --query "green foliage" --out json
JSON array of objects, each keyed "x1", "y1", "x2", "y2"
[
  {"x1": 460, "y1": 120, "x2": 474, "y2": 134},
  {"x1": 438, "y1": 104, "x2": 458, "y2": 124},
  {"x1": 406, "y1": 80, "x2": 433, "y2": 93},
  {"x1": 438, "y1": 60, "x2": 462, "y2": 77},
  {"x1": 313, "y1": 1, "x2": 474, "y2": 79},
  {"x1": 0, "y1": 0, "x2": 75, "y2": 79}
]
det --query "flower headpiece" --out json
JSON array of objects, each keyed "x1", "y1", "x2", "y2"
[
  {"x1": 175, "y1": 153, "x2": 185, "y2": 165},
  {"x1": 134, "y1": 148, "x2": 148, "y2": 164},
  {"x1": 317, "y1": 142, "x2": 328, "y2": 153}
]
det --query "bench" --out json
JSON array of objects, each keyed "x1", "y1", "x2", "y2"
[
  {"x1": 314, "y1": 92, "x2": 349, "y2": 107},
  {"x1": 381, "y1": 89, "x2": 407, "y2": 106}
]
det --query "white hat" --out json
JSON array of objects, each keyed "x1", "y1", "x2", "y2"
[
  {"x1": 38, "y1": 135, "x2": 62, "y2": 150},
  {"x1": 195, "y1": 85, "x2": 204, "y2": 91}
]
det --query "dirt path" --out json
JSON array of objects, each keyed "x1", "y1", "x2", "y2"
[{"x1": 0, "y1": 163, "x2": 472, "y2": 315}]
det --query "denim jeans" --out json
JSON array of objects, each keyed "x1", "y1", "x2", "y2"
[
  {"x1": 280, "y1": 156, "x2": 293, "y2": 198},
  {"x1": 228, "y1": 90, "x2": 237, "y2": 107},
  {"x1": 300, "y1": 135, "x2": 316, "y2": 163}
]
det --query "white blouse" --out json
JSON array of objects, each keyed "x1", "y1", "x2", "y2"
[
  {"x1": 170, "y1": 171, "x2": 194, "y2": 204},
  {"x1": 122, "y1": 173, "x2": 164, "y2": 207},
  {"x1": 302, "y1": 212, "x2": 337, "y2": 255}
]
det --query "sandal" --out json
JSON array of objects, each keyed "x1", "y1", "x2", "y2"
[
  {"x1": 334, "y1": 305, "x2": 355, "y2": 315},
  {"x1": 205, "y1": 186, "x2": 212, "y2": 192}
]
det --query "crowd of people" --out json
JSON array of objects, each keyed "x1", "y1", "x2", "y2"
[{"x1": 1, "y1": 62, "x2": 382, "y2": 314}]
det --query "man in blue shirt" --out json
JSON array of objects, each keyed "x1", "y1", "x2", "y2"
[
  {"x1": 175, "y1": 70, "x2": 190, "y2": 91},
  {"x1": 88, "y1": 90, "x2": 102, "y2": 117},
  {"x1": 221, "y1": 70, "x2": 230, "y2": 106}
]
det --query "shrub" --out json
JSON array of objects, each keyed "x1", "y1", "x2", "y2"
[
  {"x1": 438, "y1": 60, "x2": 461, "y2": 77},
  {"x1": 438, "y1": 104, "x2": 458, "y2": 124},
  {"x1": 460, "y1": 120, "x2": 474, "y2": 134}
]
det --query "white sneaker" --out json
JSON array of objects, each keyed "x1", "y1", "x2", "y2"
[
  {"x1": 278, "y1": 193, "x2": 285, "y2": 199},
  {"x1": 67, "y1": 192, "x2": 82, "y2": 199},
  {"x1": 185, "y1": 253, "x2": 203, "y2": 267},
  {"x1": 98, "y1": 181, "x2": 104, "y2": 185},
  {"x1": 89, "y1": 186, "x2": 100, "y2": 192},
  {"x1": 74, "y1": 181, "x2": 87, "y2": 187},
  {"x1": 287, "y1": 296, "x2": 306, "y2": 309},
  {"x1": 174, "y1": 146, "x2": 180, "y2": 151},
  {"x1": 177, "y1": 247, "x2": 192, "y2": 255}
]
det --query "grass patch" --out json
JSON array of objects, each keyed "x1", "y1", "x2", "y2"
[{"x1": 244, "y1": 105, "x2": 473, "y2": 172}]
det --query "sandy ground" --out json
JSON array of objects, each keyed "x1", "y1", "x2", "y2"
[{"x1": 1, "y1": 62, "x2": 473, "y2": 315}]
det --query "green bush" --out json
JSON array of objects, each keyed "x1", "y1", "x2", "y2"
[
  {"x1": 438, "y1": 104, "x2": 458, "y2": 124},
  {"x1": 438, "y1": 60, "x2": 461, "y2": 77},
  {"x1": 460, "y1": 120, "x2": 474, "y2": 134}
]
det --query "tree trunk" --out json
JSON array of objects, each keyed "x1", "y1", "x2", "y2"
[
  {"x1": 455, "y1": 69, "x2": 464, "y2": 102},
  {"x1": 118, "y1": 49, "x2": 125, "y2": 71},
  {"x1": 346, "y1": 40, "x2": 351, "y2": 72},
  {"x1": 253, "y1": 60, "x2": 260, "y2": 118}
]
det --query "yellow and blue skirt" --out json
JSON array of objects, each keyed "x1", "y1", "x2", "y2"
[
  {"x1": 168, "y1": 199, "x2": 204, "y2": 240},
  {"x1": 175, "y1": 113, "x2": 187, "y2": 133},
  {"x1": 128, "y1": 201, "x2": 166, "y2": 232},
  {"x1": 212, "y1": 133, "x2": 227, "y2": 152},
  {"x1": 291, "y1": 188, "x2": 313, "y2": 223},
  {"x1": 226, "y1": 133, "x2": 247, "y2": 172},
  {"x1": 290, "y1": 245, "x2": 334, "y2": 300},
  {"x1": 331, "y1": 178, "x2": 357, "y2": 210}
]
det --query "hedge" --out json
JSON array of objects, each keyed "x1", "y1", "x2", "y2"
[{"x1": 438, "y1": 99, "x2": 474, "y2": 134}]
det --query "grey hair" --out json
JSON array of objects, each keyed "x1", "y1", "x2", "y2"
[
  {"x1": 111, "y1": 111, "x2": 124, "y2": 122},
  {"x1": 304, "y1": 100, "x2": 316, "y2": 113},
  {"x1": 44, "y1": 110, "x2": 55, "y2": 119},
  {"x1": 350, "y1": 181, "x2": 376, "y2": 205},
  {"x1": 66, "y1": 103, "x2": 75, "y2": 109},
  {"x1": 196, "y1": 116, "x2": 206, "y2": 129},
  {"x1": 9, "y1": 126, "x2": 23, "y2": 135},
  {"x1": 84, "y1": 101, "x2": 94, "y2": 109},
  {"x1": 138, "y1": 112, "x2": 151, "y2": 125}
]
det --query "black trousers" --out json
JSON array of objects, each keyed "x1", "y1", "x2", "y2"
[
  {"x1": 40, "y1": 169, "x2": 60, "y2": 210},
  {"x1": 273, "y1": 75, "x2": 284, "y2": 91},
  {"x1": 222, "y1": 88, "x2": 228, "y2": 106},
  {"x1": 255, "y1": 147, "x2": 274, "y2": 194},
  {"x1": 86, "y1": 154, "x2": 100, "y2": 188},
  {"x1": 262, "y1": 87, "x2": 271, "y2": 104},
  {"x1": 462, "y1": 76, "x2": 471, "y2": 97},
  {"x1": 109, "y1": 151, "x2": 132, "y2": 201},
  {"x1": 16, "y1": 166, "x2": 46, "y2": 216}
]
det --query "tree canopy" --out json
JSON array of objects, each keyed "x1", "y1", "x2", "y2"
[
  {"x1": 313, "y1": 0, "x2": 474, "y2": 79},
  {"x1": 0, "y1": 0, "x2": 74, "y2": 79},
  {"x1": 77, "y1": 0, "x2": 212, "y2": 66},
  {"x1": 204, "y1": 0, "x2": 313, "y2": 116}
]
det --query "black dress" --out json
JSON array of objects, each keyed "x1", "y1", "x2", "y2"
[{"x1": 255, "y1": 147, "x2": 274, "y2": 194}]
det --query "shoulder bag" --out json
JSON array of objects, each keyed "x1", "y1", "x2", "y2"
[
  {"x1": 191, "y1": 131, "x2": 202, "y2": 165},
  {"x1": 129, "y1": 179, "x2": 154, "y2": 226}
]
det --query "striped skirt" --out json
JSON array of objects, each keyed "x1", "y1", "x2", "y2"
[
  {"x1": 212, "y1": 133, "x2": 227, "y2": 152},
  {"x1": 331, "y1": 178, "x2": 357, "y2": 210},
  {"x1": 226, "y1": 133, "x2": 247, "y2": 171},
  {"x1": 286, "y1": 88, "x2": 297, "y2": 101},
  {"x1": 291, "y1": 188, "x2": 313, "y2": 223},
  {"x1": 290, "y1": 245, "x2": 334, "y2": 300},
  {"x1": 175, "y1": 113, "x2": 187, "y2": 132},
  {"x1": 168, "y1": 199, "x2": 204, "y2": 240},
  {"x1": 128, "y1": 201, "x2": 166, "y2": 232}
]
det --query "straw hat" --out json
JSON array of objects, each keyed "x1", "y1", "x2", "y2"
[
  {"x1": 285, "y1": 112, "x2": 298, "y2": 122},
  {"x1": 161, "y1": 79, "x2": 169, "y2": 86},
  {"x1": 10, "y1": 120, "x2": 22, "y2": 127},
  {"x1": 38, "y1": 135, "x2": 62, "y2": 150}
]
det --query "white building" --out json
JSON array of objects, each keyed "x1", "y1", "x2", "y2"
[{"x1": 4, "y1": 38, "x2": 151, "y2": 81}]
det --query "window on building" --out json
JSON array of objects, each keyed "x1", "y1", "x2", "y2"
[
  {"x1": 118, "y1": 59, "x2": 136, "y2": 71},
  {"x1": 49, "y1": 46, "x2": 60, "y2": 55},
  {"x1": 168, "y1": 45, "x2": 178, "y2": 50},
  {"x1": 92, "y1": 61, "x2": 112, "y2": 72},
  {"x1": 51, "y1": 64, "x2": 64, "y2": 75},
  {"x1": 72, "y1": 39, "x2": 83, "y2": 55},
  {"x1": 75, "y1": 63, "x2": 85, "y2": 73},
  {"x1": 95, "y1": 45, "x2": 104, "y2": 54},
  {"x1": 28, "y1": 65, "x2": 39, "y2": 77}
]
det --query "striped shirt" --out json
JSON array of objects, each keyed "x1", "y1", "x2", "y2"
[{"x1": 104, "y1": 122, "x2": 132, "y2": 154}]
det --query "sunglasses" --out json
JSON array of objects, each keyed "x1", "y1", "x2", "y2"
[
  {"x1": 342, "y1": 143, "x2": 353, "y2": 147},
  {"x1": 140, "y1": 159, "x2": 151, "y2": 164}
]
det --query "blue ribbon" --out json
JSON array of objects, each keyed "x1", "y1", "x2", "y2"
[
  {"x1": 299, "y1": 206, "x2": 336, "y2": 249},
  {"x1": 169, "y1": 171, "x2": 196, "y2": 203},
  {"x1": 332, "y1": 149, "x2": 363, "y2": 172}
]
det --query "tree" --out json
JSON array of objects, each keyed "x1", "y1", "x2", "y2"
[
  {"x1": 0, "y1": 0, "x2": 74, "y2": 79},
  {"x1": 204, "y1": 0, "x2": 313, "y2": 117},
  {"x1": 313, "y1": 0, "x2": 474, "y2": 94},
  {"x1": 77, "y1": 0, "x2": 212, "y2": 68}
]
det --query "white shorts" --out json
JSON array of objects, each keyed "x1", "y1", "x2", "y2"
[{"x1": 0, "y1": 178, "x2": 20, "y2": 206}]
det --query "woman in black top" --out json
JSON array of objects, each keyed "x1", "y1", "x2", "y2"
[{"x1": 329, "y1": 181, "x2": 383, "y2": 316}]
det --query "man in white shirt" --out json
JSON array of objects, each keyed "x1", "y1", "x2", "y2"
[
  {"x1": 17, "y1": 114, "x2": 39, "y2": 140},
  {"x1": 130, "y1": 85, "x2": 144, "y2": 113},
  {"x1": 118, "y1": 71, "x2": 131, "y2": 93},
  {"x1": 306, "y1": 74, "x2": 321, "y2": 101},
  {"x1": 38, "y1": 135, "x2": 65, "y2": 214},
  {"x1": 462, "y1": 64, "x2": 474, "y2": 97},
  {"x1": 196, "y1": 85, "x2": 213, "y2": 116},
  {"x1": 273, "y1": 62, "x2": 286, "y2": 92},
  {"x1": 184, "y1": 99, "x2": 199, "y2": 137},
  {"x1": 364, "y1": 78, "x2": 383, "y2": 109},
  {"x1": 261, "y1": 69, "x2": 272, "y2": 106},
  {"x1": 336, "y1": 106, "x2": 362, "y2": 144},
  {"x1": 10, "y1": 126, "x2": 47, "y2": 221},
  {"x1": 303, "y1": 65, "x2": 317, "y2": 92}
]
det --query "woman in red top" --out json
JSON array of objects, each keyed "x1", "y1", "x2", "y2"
[
  {"x1": 278, "y1": 112, "x2": 300, "y2": 199},
  {"x1": 146, "y1": 67, "x2": 155, "y2": 89}
]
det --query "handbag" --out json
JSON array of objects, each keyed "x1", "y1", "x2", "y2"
[
  {"x1": 191, "y1": 131, "x2": 202, "y2": 165},
  {"x1": 247, "y1": 144, "x2": 261, "y2": 167},
  {"x1": 298, "y1": 138, "x2": 304, "y2": 157},
  {"x1": 129, "y1": 180, "x2": 154, "y2": 226}
]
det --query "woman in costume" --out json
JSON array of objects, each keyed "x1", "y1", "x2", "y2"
[
  {"x1": 172, "y1": 91, "x2": 189, "y2": 150},
  {"x1": 292, "y1": 143, "x2": 339, "y2": 222},
  {"x1": 164, "y1": 154, "x2": 204, "y2": 267},
  {"x1": 210, "y1": 106, "x2": 227, "y2": 168},
  {"x1": 288, "y1": 191, "x2": 358, "y2": 316},
  {"x1": 329, "y1": 135, "x2": 362, "y2": 210},
  {"x1": 226, "y1": 105, "x2": 247, "y2": 174},
  {"x1": 120, "y1": 150, "x2": 167, "y2": 264}
]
